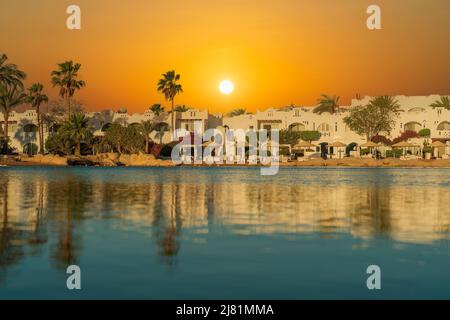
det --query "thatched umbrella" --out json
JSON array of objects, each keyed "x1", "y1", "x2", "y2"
[
  {"x1": 330, "y1": 141, "x2": 347, "y2": 159},
  {"x1": 293, "y1": 141, "x2": 315, "y2": 159},
  {"x1": 431, "y1": 140, "x2": 446, "y2": 158},
  {"x1": 330, "y1": 141, "x2": 347, "y2": 147},
  {"x1": 293, "y1": 140, "x2": 316, "y2": 150},
  {"x1": 360, "y1": 141, "x2": 378, "y2": 148},
  {"x1": 360, "y1": 141, "x2": 379, "y2": 157},
  {"x1": 392, "y1": 141, "x2": 419, "y2": 156},
  {"x1": 431, "y1": 140, "x2": 446, "y2": 148}
]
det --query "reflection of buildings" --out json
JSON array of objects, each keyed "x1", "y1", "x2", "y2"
[
  {"x1": 2, "y1": 95, "x2": 450, "y2": 155},
  {"x1": 90, "y1": 171, "x2": 450, "y2": 245},
  {"x1": 1, "y1": 168, "x2": 450, "y2": 279}
]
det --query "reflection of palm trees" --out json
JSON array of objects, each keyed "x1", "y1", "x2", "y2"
[
  {"x1": 153, "y1": 183, "x2": 182, "y2": 263},
  {"x1": 48, "y1": 176, "x2": 90, "y2": 270},
  {"x1": 367, "y1": 187, "x2": 392, "y2": 235},
  {"x1": 27, "y1": 181, "x2": 48, "y2": 256},
  {"x1": 0, "y1": 176, "x2": 22, "y2": 283}
]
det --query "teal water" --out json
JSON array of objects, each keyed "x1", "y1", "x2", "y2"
[{"x1": 0, "y1": 166, "x2": 450, "y2": 299}]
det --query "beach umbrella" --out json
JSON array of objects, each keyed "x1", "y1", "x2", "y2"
[
  {"x1": 431, "y1": 141, "x2": 446, "y2": 147},
  {"x1": 329, "y1": 141, "x2": 346, "y2": 159},
  {"x1": 330, "y1": 141, "x2": 346, "y2": 148},
  {"x1": 360, "y1": 141, "x2": 378, "y2": 148},
  {"x1": 360, "y1": 141, "x2": 379, "y2": 157},
  {"x1": 293, "y1": 141, "x2": 316, "y2": 149},
  {"x1": 431, "y1": 140, "x2": 446, "y2": 158},
  {"x1": 392, "y1": 141, "x2": 419, "y2": 156}
]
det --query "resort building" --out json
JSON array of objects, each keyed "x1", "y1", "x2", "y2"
[{"x1": 1, "y1": 95, "x2": 449, "y2": 156}]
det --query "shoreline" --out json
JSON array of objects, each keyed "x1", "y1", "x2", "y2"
[{"x1": 2, "y1": 156, "x2": 450, "y2": 168}]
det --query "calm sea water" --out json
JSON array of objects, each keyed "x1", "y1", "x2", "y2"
[{"x1": 0, "y1": 166, "x2": 450, "y2": 299}]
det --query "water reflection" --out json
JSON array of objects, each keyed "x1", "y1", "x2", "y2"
[{"x1": 1, "y1": 167, "x2": 450, "y2": 283}]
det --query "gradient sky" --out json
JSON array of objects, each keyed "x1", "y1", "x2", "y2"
[{"x1": 1, "y1": 0, "x2": 450, "y2": 113}]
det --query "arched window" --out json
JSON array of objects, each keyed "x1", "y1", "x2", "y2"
[
  {"x1": 23, "y1": 123, "x2": 38, "y2": 133},
  {"x1": 404, "y1": 122, "x2": 422, "y2": 132},
  {"x1": 437, "y1": 121, "x2": 450, "y2": 131},
  {"x1": 288, "y1": 123, "x2": 306, "y2": 132}
]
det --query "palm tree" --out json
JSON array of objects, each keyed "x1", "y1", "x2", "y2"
[
  {"x1": 139, "y1": 120, "x2": 156, "y2": 153},
  {"x1": 26, "y1": 83, "x2": 48, "y2": 154},
  {"x1": 174, "y1": 105, "x2": 189, "y2": 112},
  {"x1": 368, "y1": 95, "x2": 401, "y2": 113},
  {"x1": 157, "y1": 70, "x2": 183, "y2": 131},
  {"x1": 149, "y1": 103, "x2": 165, "y2": 116},
  {"x1": 50, "y1": 61, "x2": 86, "y2": 119},
  {"x1": 313, "y1": 94, "x2": 340, "y2": 115},
  {"x1": 0, "y1": 54, "x2": 26, "y2": 89},
  {"x1": 430, "y1": 96, "x2": 450, "y2": 110},
  {"x1": 62, "y1": 112, "x2": 92, "y2": 156},
  {"x1": 0, "y1": 83, "x2": 27, "y2": 153},
  {"x1": 228, "y1": 108, "x2": 247, "y2": 117}
]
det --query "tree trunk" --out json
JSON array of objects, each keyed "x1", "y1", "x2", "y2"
[
  {"x1": 2, "y1": 113, "x2": 9, "y2": 154},
  {"x1": 37, "y1": 106, "x2": 44, "y2": 154},
  {"x1": 75, "y1": 142, "x2": 81, "y2": 156},
  {"x1": 171, "y1": 98, "x2": 175, "y2": 134},
  {"x1": 67, "y1": 94, "x2": 71, "y2": 120}
]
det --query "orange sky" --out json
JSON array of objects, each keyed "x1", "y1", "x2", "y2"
[{"x1": 1, "y1": 0, "x2": 450, "y2": 113}]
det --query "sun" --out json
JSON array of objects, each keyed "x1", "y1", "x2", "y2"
[{"x1": 219, "y1": 80, "x2": 234, "y2": 95}]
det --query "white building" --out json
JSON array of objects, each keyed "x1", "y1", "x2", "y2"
[{"x1": 1, "y1": 95, "x2": 449, "y2": 155}]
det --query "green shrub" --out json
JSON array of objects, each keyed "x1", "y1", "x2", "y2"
[
  {"x1": 299, "y1": 131, "x2": 321, "y2": 142},
  {"x1": 279, "y1": 146, "x2": 291, "y2": 156},
  {"x1": 360, "y1": 148, "x2": 370, "y2": 155},
  {"x1": 279, "y1": 130, "x2": 321, "y2": 146},
  {"x1": 45, "y1": 131, "x2": 73, "y2": 155},
  {"x1": 279, "y1": 130, "x2": 301, "y2": 146},
  {"x1": 418, "y1": 128, "x2": 431, "y2": 138},
  {"x1": 0, "y1": 138, "x2": 17, "y2": 155},
  {"x1": 159, "y1": 144, "x2": 173, "y2": 157},
  {"x1": 386, "y1": 149, "x2": 403, "y2": 158},
  {"x1": 423, "y1": 146, "x2": 432, "y2": 154}
]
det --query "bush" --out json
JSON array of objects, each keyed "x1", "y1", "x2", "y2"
[
  {"x1": 360, "y1": 148, "x2": 370, "y2": 155},
  {"x1": 45, "y1": 131, "x2": 73, "y2": 155},
  {"x1": 279, "y1": 130, "x2": 321, "y2": 147},
  {"x1": 0, "y1": 138, "x2": 17, "y2": 155},
  {"x1": 299, "y1": 131, "x2": 321, "y2": 142},
  {"x1": 159, "y1": 144, "x2": 173, "y2": 157},
  {"x1": 423, "y1": 146, "x2": 432, "y2": 154},
  {"x1": 386, "y1": 149, "x2": 403, "y2": 158},
  {"x1": 391, "y1": 130, "x2": 418, "y2": 145},
  {"x1": 371, "y1": 135, "x2": 392, "y2": 146},
  {"x1": 279, "y1": 130, "x2": 302, "y2": 146},
  {"x1": 103, "y1": 124, "x2": 145, "y2": 154},
  {"x1": 150, "y1": 143, "x2": 163, "y2": 157},
  {"x1": 418, "y1": 128, "x2": 431, "y2": 138}
]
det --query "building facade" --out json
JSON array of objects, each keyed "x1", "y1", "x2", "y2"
[{"x1": 1, "y1": 95, "x2": 449, "y2": 155}]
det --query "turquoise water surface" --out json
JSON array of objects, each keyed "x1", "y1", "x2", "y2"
[{"x1": 0, "y1": 166, "x2": 450, "y2": 299}]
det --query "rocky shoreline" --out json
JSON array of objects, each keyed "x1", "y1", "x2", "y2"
[
  {"x1": 2, "y1": 154, "x2": 450, "y2": 168},
  {"x1": 1, "y1": 153, "x2": 176, "y2": 167}
]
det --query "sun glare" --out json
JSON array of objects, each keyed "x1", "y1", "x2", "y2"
[{"x1": 219, "y1": 80, "x2": 234, "y2": 95}]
